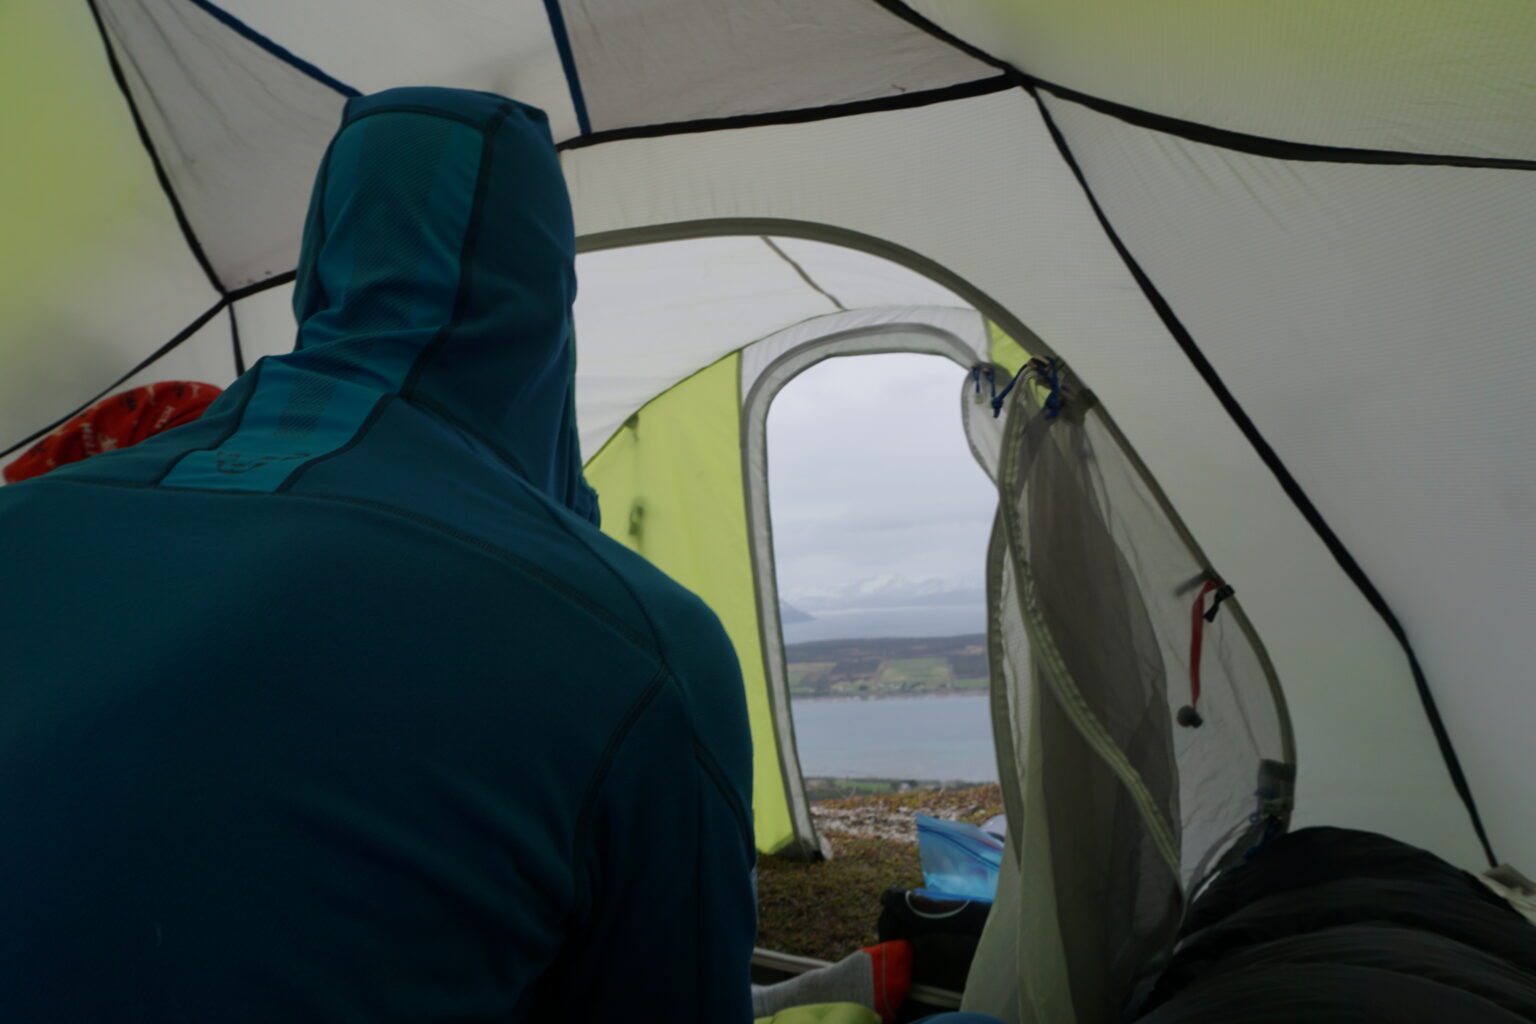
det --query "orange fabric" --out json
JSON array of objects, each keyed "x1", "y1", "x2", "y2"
[
  {"x1": 860, "y1": 939, "x2": 914, "y2": 1023},
  {"x1": 4, "y1": 382, "x2": 221, "y2": 483}
]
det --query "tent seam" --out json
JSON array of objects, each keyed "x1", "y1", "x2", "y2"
[
  {"x1": 556, "y1": 75, "x2": 1014, "y2": 150},
  {"x1": 1, "y1": 269, "x2": 295, "y2": 461},
  {"x1": 229, "y1": 270, "x2": 297, "y2": 302},
  {"x1": 85, "y1": 0, "x2": 224, "y2": 295},
  {"x1": 541, "y1": 0, "x2": 592, "y2": 136},
  {"x1": 229, "y1": 301, "x2": 246, "y2": 376},
  {"x1": 872, "y1": 0, "x2": 1536, "y2": 170},
  {"x1": 1032, "y1": 78, "x2": 1536, "y2": 172},
  {"x1": 0, "y1": 298, "x2": 230, "y2": 461},
  {"x1": 759, "y1": 237, "x2": 847, "y2": 312},
  {"x1": 183, "y1": 0, "x2": 360, "y2": 98}
]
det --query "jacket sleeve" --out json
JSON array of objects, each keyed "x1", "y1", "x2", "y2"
[{"x1": 524, "y1": 674, "x2": 758, "y2": 1022}]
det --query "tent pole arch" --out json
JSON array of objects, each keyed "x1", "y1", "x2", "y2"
[
  {"x1": 740, "y1": 322, "x2": 993, "y2": 858},
  {"x1": 575, "y1": 218, "x2": 1057, "y2": 367}
]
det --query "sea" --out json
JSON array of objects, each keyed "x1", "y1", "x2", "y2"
[{"x1": 790, "y1": 692, "x2": 997, "y2": 783}]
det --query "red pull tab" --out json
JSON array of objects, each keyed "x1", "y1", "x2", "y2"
[{"x1": 1181, "y1": 578, "x2": 1227, "y2": 728}]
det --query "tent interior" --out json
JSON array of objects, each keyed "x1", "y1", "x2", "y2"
[{"x1": 4, "y1": 0, "x2": 1534, "y2": 1020}]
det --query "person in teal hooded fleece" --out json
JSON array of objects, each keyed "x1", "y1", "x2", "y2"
[{"x1": 0, "y1": 88, "x2": 756, "y2": 1021}]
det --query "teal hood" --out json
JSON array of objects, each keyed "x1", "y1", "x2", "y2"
[
  {"x1": 0, "y1": 86, "x2": 757, "y2": 1023},
  {"x1": 287, "y1": 87, "x2": 596, "y2": 522}
]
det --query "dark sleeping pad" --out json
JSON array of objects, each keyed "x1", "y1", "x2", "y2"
[
  {"x1": 1135, "y1": 962, "x2": 1529, "y2": 1024},
  {"x1": 1179, "y1": 827, "x2": 1514, "y2": 936},
  {"x1": 1133, "y1": 828, "x2": 1536, "y2": 1022},
  {"x1": 1199, "y1": 925, "x2": 1536, "y2": 1019}
]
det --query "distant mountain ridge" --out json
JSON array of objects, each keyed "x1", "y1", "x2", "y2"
[
  {"x1": 778, "y1": 600, "x2": 816, "y2": 624},
  {"x1": 784, "y1": 574, "x2": 984, "y2": 612}
]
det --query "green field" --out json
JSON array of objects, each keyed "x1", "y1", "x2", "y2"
[
  {"x1": 881, "y1": 656, "x2": 949, "y2": 685},
  {"x1": 784, "y1": 635, "x2": 989, "y2": 698}
]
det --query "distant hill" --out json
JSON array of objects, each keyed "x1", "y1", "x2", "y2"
[
  {"x1": 786, "y1": 575, "x2": 985, "y2": 612},
  {"x1": 785, "y1": 633, "x2": 988, "y2": 698},
  {"x1": 778, "y1": 600, "x2": 816, "y2": 624}
]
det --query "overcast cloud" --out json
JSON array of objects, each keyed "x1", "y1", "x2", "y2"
[{"x1": 767, "y1": 353, "x2": 997, "y2": 602}]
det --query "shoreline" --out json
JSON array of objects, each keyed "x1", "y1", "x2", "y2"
[{"x1": 789, "y1": 689, "x2": 990, "y2": 703}]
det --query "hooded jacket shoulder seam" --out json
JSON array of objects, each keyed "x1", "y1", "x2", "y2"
[
  {"x1": 568, "y1": 664, "x2": 673, "y2": 919},
  {"x1": 515, "y1": 486, "x2": 673, "y2": 662}
]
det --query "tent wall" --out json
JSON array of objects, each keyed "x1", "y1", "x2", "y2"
[
  {"x1": 1041, "y1": 94, "x2": 1536, "y2": 859},
  {"x1": 0, "y1": 0, "x2": 221, "y2": 462},
  {"x1": 582, "y1": 353, "x2": 801, "y2": 855},
  {"x1": 561, "y1": 91, "x2": 1487, "y2": 867}
]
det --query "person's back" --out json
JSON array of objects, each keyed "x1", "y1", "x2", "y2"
[{"x1": 0, "y1": 88, "x2": 755, "y2": 1022}]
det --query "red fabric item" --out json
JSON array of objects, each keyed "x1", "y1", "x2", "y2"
[
  {"x1": 3, "y1": 381, "x2": 222, "y2": 484},
  {"x1": 861, "y1": 939, "x2": 914, "y2": 1023},
  {"x1": 1188, "y1": 577, "x2": 1228, "y2": 713}
]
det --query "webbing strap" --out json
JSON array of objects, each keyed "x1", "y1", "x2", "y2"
[{"x1": 1181, "y1": 577, "x2": 1232, "y2": 728}]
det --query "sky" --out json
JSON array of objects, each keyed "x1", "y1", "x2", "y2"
[{"x1": 766, "y1": 352, "x2": 997, "y2": 606}]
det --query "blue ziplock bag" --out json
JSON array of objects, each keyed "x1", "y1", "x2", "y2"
[{"x1": 915, "y1": 813, "x2": 1005, "y2": 902}]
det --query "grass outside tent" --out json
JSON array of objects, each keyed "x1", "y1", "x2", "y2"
[{"x1": 756, "y1": 782, "x2": 1003, "y2": 963}]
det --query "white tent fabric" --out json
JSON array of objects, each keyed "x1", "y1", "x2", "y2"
[
  {"x1": 1044, "y1": 95, "x2": 1536, "y2": 858},
  {"x1": 215, "y1": 0, "x2": 580, "y2": 138},
  {"x1": 575, "y1": 236, "x2": 973, "y2": 457},
  {"x1": 562, "y1": 93, "x2": 1487, "y2": 866},
  {"x1": 911, "y1": 1, "x2": 1536, "y2": 159},
  {"x1": 4, "y1": 2, "x2": 1535, "y2": 1009}
]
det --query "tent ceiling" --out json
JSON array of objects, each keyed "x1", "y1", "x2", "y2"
[
  {"x1": 217, "y1": 0, "x2": 580, "y2": 137},
  {"x1": 97, "y1": 0, "x2": 349, "y2": 291},
  {"x1": 572, "y1": 235, "x2": 970, "y2": 458},
  {"x1": 913, "y1": 1, "x2": 1536, "y2": 161},
  {"x1": 554, "y1": 0, "x2": 991, "y2": 134}
]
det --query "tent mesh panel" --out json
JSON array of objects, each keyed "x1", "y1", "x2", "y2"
[{"x1": 979, "y1": 367, "x2": 1291, "y2": 1021}]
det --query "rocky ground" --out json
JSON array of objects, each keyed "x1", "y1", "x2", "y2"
[{"x1": 810, "y1": 784, "x2": 1003, "y2": 844}]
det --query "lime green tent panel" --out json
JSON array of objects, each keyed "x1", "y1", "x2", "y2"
[
  {"x1": 988, "y1": 321, "x2": 1029, "y2": 376},
  {"x1": 1, "y1": 4, "x2": 134, "y2": 316},
  {"x1": 584, "y1": 353, "x2": 794, "y2": 854}
]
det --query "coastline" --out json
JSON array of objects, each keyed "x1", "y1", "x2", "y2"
[{"x1": 789, "y1": 689, "x2": 990, "y2": 703}]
